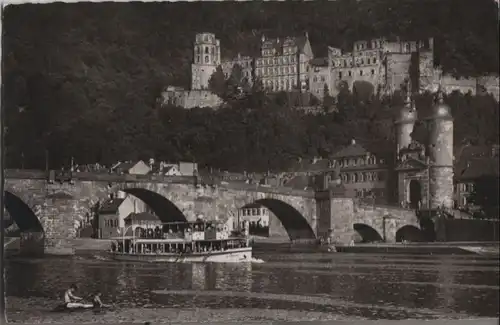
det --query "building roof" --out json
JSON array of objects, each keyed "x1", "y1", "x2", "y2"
[
  {"x1": 124, "y1": 212, "x2": 160, "y2": 222},
  {"x1": 111, "y1": 160, "x2": 147, "y2": 172},
  {"x1": 241, "y1": 202, "x2": 263, "y2": 209},
  {"x1": 455, "y1": 157, "x2": 499, "y2": 181},
  {"x1": 331, "y1": 142, "x2": 369, "y2": 158},
  {"x1": 261, "y1": 34, "x2": 309, "y2": 55},
  {"x1": 288, "y1": 157, "x2": 330, "y2": 173},
  {"x1": 99, "y1": 198, "x2": 125, "y2": 214},
  {"x1": 310, "y1": 57, "x2": 329, "y2": 67},
  {"x1": 283, "y1": 175, "x2": 311, "y2": 190}
]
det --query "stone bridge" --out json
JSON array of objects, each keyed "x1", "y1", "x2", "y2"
[{"x1": 4, "y1": 170, "x2": 422, "y2": 255}]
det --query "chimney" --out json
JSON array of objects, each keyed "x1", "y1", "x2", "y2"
[{"x1": 351, "y1": 139, "x2": 356, "y2": 145}]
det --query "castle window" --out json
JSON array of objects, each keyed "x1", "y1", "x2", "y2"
[
  {"x1": 371, "y1": 69, "x2": 375, "y2": 75},
  {"x1": 204, "y1": 35, "x2": 208, "y2": 42},
  {"x1": 195, "y1": 47, "x2": 200, "y2": 54},
  {"x1": 284, "y1": 57, "x2": 288, "y2": 64},
  {"x1": 205, "y1": 56, "x2": 209, "y2": 63},
  {"x1": 211, "y1": 47, "x2": 215, "y2": 55},
  {"x1": 291, "y1": 56, "x2": 295, "y2": 63},
  {"x1": 360, "y1": 70, "x2": 363, "y2": 76},
  {"x1": 205, "y1": 47, "x2": 209, "y2": 54},
  {"x1": 343, "y1": 60, "x2": 347, "y2": 67},
  {"x1": 359, "y1": 173, "x2": 365, "y2": 182},
  {"x1": 285, "y1": 67, "x2": 289, "y2": 73},
  {"x1": 274, "y1": 58, "x2": 278, "y2": 65},
  {"x1": 291, "y1": 66, "x2": 295, "y2": 73},
  {"x1": 350, "y1": 173, "x2": 356, "y2": 182},
  {"x1": 338, "y1": 72, "x2": 342, "y2": 79},
  {"x1": 367, "y1": 58, "x2": 370, "y2": 64},
  {"x1": 280, "y1": 67, "x2": 284, "y2": 74},
  {"x1": 321, "y1": 76, "x2": 325, "y2": 82},
  {"x1": 348, "y1": 71, "x2": 352, "y2": 77},
  {"x1": 286, "y1": 79, "x2": 290, "y2": 89},
  {"x1": 405, "y1": 43, "x2": 410, "y2": 52},
  {"x1": 361, "y1": 58, "x2": 364, "y2": 64},
  {"x1": 313, "y1": 76, "x2": 318, "y2": 82},
  {"x1": 196, "y1": 55, "x2": 200, "y2": 63},
  {"x1": 274, "y1": 67, "x2": 279, "y2": 74},
  {"x1": 373, "y1": 58, "x2": 377, "y2": 64}
]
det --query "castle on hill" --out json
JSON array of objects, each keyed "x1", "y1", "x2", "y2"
[{"x1": 161, "y1": 32, "x2": 499, "y2": 109}]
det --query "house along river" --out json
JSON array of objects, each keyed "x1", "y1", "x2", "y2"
[{"x1": 4, "y1": 245, "x2": 499, "y2": 323}]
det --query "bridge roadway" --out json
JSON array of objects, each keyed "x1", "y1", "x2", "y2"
[{"x1": 3, "y1": 169, "x2": 420, "y2": 255}]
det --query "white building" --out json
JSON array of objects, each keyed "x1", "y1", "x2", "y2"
[{"x1": 237, "y1": 203, "x2": 270, "y2": 235}]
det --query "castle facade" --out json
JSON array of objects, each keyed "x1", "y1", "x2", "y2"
[{"x1": 161, "y1": 32, "x2": 499, "y2": 109}]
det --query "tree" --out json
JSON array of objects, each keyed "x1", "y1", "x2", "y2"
[
  {"x1": 322, "y1": 84, "x2": 336, "y2": 113},
  {"x1": 468, "y1": 175, "x2": 500, "y2": 219},
  {"x1": 208, "y1": 66, "x2": 227, "y2": 99}
]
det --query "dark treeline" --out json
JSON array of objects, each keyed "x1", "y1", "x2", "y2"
[{"x1": 3, "y1": 0, "x2": 499, "y2": 171}]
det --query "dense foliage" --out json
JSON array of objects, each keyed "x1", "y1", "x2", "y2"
[
  {"x1": 3, "y1": 0, "x2": 499, "y2": 171},
  {"x1": 469, "y1": 176, "x2": 500, "y2": 218}
]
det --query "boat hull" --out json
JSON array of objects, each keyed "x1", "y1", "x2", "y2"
[{"x1": 110, "y1": 247, "x2": 253, "y2": 263}]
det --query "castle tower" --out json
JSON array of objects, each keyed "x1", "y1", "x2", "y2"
[
  {"x1": 191, "y1": 33, "x2": 221, "y2": 90},
  {"x1": 394, "y1": 82, "x2": 417, "y2": 154},
  {"x1": 427, "y1": 88, "x2": 454, "y2": 209}
]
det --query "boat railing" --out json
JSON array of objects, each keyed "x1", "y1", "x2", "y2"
[{"x1": 110, "y1": 236, "x2": 250, "y2": 255}]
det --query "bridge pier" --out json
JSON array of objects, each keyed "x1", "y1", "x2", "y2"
[{"x1": 38, "y1": 196, "x2": 80, "y2": 255}]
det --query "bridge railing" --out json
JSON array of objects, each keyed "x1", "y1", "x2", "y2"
[{"x1": 5, "y1": 169, "x2": 316, "y2": 197}]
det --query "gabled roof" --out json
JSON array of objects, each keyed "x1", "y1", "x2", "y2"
[
  {"x1": 112, "y1": 160, "x2": 147, "y2": 172},
  {"x1": 99, "y1": 198, "x2": 125, "y2": 214}
]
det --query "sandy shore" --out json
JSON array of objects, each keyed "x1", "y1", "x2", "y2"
[{"x1": 6, "y1": 307, "x2": 498, "y2": 324}]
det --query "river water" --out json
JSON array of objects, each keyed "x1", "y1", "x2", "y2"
[{"x1": 5, "y1": 245, "x2": 499, "y2": 323}]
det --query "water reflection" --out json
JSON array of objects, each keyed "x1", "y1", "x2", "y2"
[{"x1": 4, "y1": 251, "x2": 499, "y2": 320}]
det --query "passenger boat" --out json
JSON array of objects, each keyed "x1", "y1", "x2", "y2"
[{"x1": 109, "y1": 220, "x2": 252, "y2": 263}]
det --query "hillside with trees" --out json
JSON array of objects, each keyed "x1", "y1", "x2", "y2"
[{"x1": 3, "y1": 0, "x2": 499, "y2": 171}]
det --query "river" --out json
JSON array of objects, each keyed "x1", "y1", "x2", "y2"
[{"x1": 4, "y1": 245, "x2": 499, "y2": 323}]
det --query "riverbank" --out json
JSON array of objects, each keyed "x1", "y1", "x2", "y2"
[
  {"x1": 5, "y1": 295, "x2": 499, "y2": 324},
  {"x1": 334, "y1": 242, "x2": 500, "y2": 256}
]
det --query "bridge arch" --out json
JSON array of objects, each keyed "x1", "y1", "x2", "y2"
[
  {"x1": 120, "y1": 188, "x2": 187, "y2": 223},
  {"x1": 4, "y1": 191, "x2": 43, "y2": 232},
  {"x1": 353, "y1": 223, "x2": 383, "y2": 243},
  {"x1": 242, "y1": 198, "x2": 316, "y2": 241},
  {"x1": 395, "y1": 225, "x2": 426, "y2": 242}
]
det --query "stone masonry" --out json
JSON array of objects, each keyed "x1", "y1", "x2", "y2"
[{"x1": 4, "y1": 170, "x2": 421, "y2": 254}]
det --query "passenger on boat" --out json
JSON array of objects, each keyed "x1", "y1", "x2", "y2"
[{"x1": 64, "y1": 284, "x2": 85, "y2": 309}]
